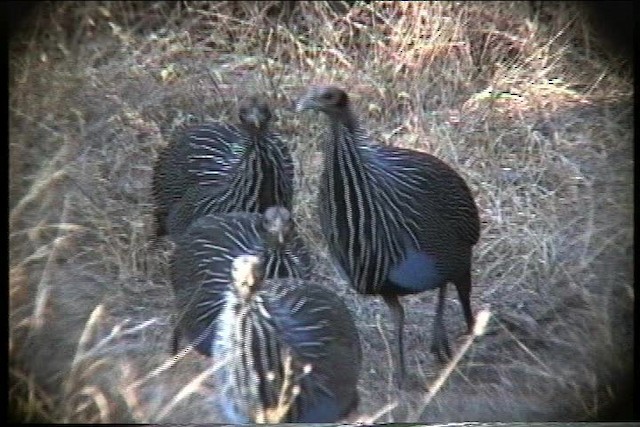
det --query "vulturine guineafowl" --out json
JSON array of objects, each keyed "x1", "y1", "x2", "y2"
[
  {"x1": 152, "y1": 95, "x2": 294, "y2": 237},
  {"x1": 296, "y1": 86, "x2": 480, "y2": 386},
  {"x1": 170, "y1": 206, "x2": 312, "y2": 357},
  {"x1": 211, "y1": 254, "x2": 361, "y2": 423}
]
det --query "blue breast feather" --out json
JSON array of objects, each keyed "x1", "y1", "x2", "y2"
[{"x1": 388, "y1": 250, "x2": 443, "y2": 292}]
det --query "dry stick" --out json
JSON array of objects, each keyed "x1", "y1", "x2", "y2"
[
  {"x1": 257, "y1": 352, "x2": 298, "y2": 423},
  {"x1": 126, "y1": 334, "x2": 208, "y2": 391},
  {"x1": 80, "y1": 318, "x2": 160, "y2": 361},
  {"x1": 61, "y1": 304, "x2": 107, "y2": 422},
  {"x1": 9, "y1": 366, "x2": 56, "y2": 416},
  {"x1": 10, "y1": 223, "x2": 86, "y2": 242},
  {"x1": 119, "y1": 362, "x2": 147, "y2": 422},
  {"x1": 409, "y1": 308, "x2": 492, "y2": 423},
  {"x1": 63, "y1": 305, "x2": 106, "y2": 400},
  {"x1": 354, "y1": 400, "x2": 400, "y2": 425},
  {"x1": 153, "y1": 354, "x2": 233, "y2": 422},
  {"x1": 496, "y1": 318, "x2": 554, "y2": 376},
  {"x1": 10, "y1": 169, "x2": 68, "y2": 228},
  {"x1": 62, "y1": 314, "x2": 162, "y2": 422},
  {"x1": 76, "y1": 385, "x2": 111, "y2": 423},
  {"x1": 374, "y1": 313, "x2": 396, "y2": 392},
  {"x1": 29, "y1": 193, "x2": 74, "y2": 332},
  {"x1": 65, "y1": 316, "x2": 159, "y2": 394},
  {"x1": 122, "y1": 337, "x2": 224, "y2": 421},
  {"x1": 9, "y1": 109, "x2": 81, "y2": 229}
]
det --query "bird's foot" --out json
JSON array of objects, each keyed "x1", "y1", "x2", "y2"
[{"x1": 430, "y1": 340, "x2": 452, "y2": 364}]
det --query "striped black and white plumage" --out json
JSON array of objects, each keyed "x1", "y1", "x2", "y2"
[
  {"x1": 296, "y1": 86, "x2": 480, "y2": 385},
  {"x1": 171, "y1": 206, "x2": 312, "y2": 357},
  {"x1": 212, "y1": 254, "x2": 361, "y2": 423},
  {"x1": 152, "y1": 96, "x2": 294, "y2": 237}
]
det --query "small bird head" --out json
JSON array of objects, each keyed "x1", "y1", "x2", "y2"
[
  {"x1": 262, "y1": 206, "x2": 293, "y2": 245},
  {"x1": 239, "y1": 96, "x2": 272, "y2": 130},
  {"x1": 231, "y1": 254, "x2": 265, "y2": 300},
  {"x1": 295, "y1": 86, "x2": 350, "y2": 115}
]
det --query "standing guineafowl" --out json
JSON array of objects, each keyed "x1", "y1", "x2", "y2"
[
  {"x1": 171, "y1": 206, "x2": 312, "y2": 357},
  {"x1": 152, "y1": 95, "x2": 294, "y2": 237},
  {"x1": 296, "y1": 86, "x2": 480, "y2": 386},
  {"x1": 211, "y1": 254, "x2": 361, "y2": 423}
]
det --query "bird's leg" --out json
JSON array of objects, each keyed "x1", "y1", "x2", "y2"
[
  {"x1": 431, "y1": 284, "x2": 452, "y2": 362},
  {"x1": 454, "y1": 270, "x2": 475, "y2": 335},
  {"x1": 171, "y1": 326, "x2": 181, "y2": 356},
  {"x1": 382, "y1": 294, "x2": 406, "y2": 386}
]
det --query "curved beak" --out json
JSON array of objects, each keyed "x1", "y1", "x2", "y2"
[
  {"x1": 295, "y1": 91, "x2": 316, "y2": 113},
  {"x1": 245, "y1": 109, "x2": 263, "y2": 128},
  {"x1": 270, "y1": 217, "x2": 286, "y2": 245}
]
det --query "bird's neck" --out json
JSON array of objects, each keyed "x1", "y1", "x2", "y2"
[
  {"x1": 328, "y1": 107, "x2": 359, "y2": 132},
  {"x1": 238, "y1": 122, "x2": 266, "y2": 134},
  {"x1": 320, "y1": 113, "x2": 411, "y2": 293},
  {"x1": 221, "y1": 134, "x2": 264, "y2": 211},
  {"x1": 323, "y1": 113, "x2": 368, "y2": 172}
]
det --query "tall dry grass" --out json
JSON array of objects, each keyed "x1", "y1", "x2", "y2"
[{"x1": 9, "y1": 1, "x2": 633, "y2": 422}]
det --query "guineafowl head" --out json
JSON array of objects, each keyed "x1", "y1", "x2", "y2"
[
  {"x1": 231, "y1": 254, "x2": 265, "y2": 300},
  {"x1": 261, "y1": 206, "x2": 294, "y2": 246},
  {"x1": 296, "y1": 86, "x2": 349, "y2": 115},
  {"x1": 239, "y1": 95, "x2": 272, "y2": 130}
]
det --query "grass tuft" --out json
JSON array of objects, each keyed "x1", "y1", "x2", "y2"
[{"x1": 9, "y1": 1, "x2": 633, "y2": 422}]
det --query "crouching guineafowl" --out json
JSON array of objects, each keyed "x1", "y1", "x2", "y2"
[
  {"x1": 152, "y1": 95, "x2": 294, "y2": 237},
  {"x1": 296, "y1": 86, "x2": 480, "y2": 386},
  {"x1": 170, "y1": 206, "x2": 312, "y2": 357},
  {"x1": 212, "y1": 254, "x2": 361, "y2": 423}
]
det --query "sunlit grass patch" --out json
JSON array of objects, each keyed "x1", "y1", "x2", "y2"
[{"x1": 9, "y1": 0, "x2": 633, "y2": 422}]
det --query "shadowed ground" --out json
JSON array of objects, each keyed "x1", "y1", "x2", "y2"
[{"x1": 9, "y1": 1, "x2": 633, "y2": 422}]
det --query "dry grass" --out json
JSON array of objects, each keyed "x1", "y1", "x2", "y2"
[{"x1": 9, "y1": 1, "x2": 633, "y2": 423}]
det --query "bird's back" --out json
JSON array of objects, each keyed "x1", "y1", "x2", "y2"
[
  {"x1": 370, "y1": 144, "x2": 479, "y2": 293},
  {"x1": 153, "y1": 122, "x2": 249, "y2": 235},
  {"x1": 368, "y1": 144, "x2": 480, "y2": 245},
  {"x1": 171, "y1": 212, "x2": 311, "y2": 356},
  {"x1": 215, "y1": 277, "x2": 361, "y2": 423},
  {"x1": 320, "y1": 137, "x2": 479, "y2": 295},
  {"x1": 159, "y1": 123, "x2": 294, "y2": 236}
]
